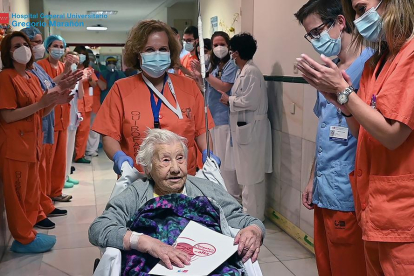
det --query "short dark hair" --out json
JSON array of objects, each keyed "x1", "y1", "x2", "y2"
[
  {"x1": 203, "y1": 38, "x2": 212, "y2": 51},
  {"x1": 1, "y1": 31, "x2": 35, "y2": 70},
  {"x1": 171, "y1": 27, "x2": 179, "y2": 35},
  {"x1": 229, "y1": 33, "x2": 257, "y2": 61},
  {"x1": 294, "y1": 0, "x2": 351, "y2": 33},
  {"x1": 184, "y1": 26, "x2": 198, "y2": 40}
]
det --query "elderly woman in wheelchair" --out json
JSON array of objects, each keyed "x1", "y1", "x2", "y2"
[{"x1": 88, "y1": 129, "x2": 265, "y2": 275}]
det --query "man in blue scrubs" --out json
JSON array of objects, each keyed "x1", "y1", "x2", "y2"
[{"x1": 295, "y1": 0, "x2": 373, "y2": 275}]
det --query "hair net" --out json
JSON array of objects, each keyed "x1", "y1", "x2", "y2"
[
  {"x1": 20, "y1": 27, "x2": 42, "y2": 40},
  {"x1": 44, "y1": 35, "x2": 66, "y2": 53}
]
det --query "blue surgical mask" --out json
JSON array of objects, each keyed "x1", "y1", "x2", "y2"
[
  {"x1": 183, "y1": 41, "x2": 195, "y2": 52},
  {"x1": 354, "y1": 0, "x2": 383, "y2": 42},
  {"x1": 50, "y1": 48, "x2": 64, "y2": 60},
  {"x1": 141, "y1": 51, "x2": 171, "y2": 78},
  {"x1": 311, "y1": 24, "x2": 342, "y2": 57},
  {"x1": 79, "y1": 54, "x2": 86, "y2": 64}
]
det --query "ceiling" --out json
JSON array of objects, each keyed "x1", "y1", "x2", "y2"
[{"x1": 44, "y1": 0, "x2": 196, "y2": 32}]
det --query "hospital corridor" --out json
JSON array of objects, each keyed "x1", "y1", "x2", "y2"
[{"x1": 1, "y1": 0, "x2": 414, "y2": 275}]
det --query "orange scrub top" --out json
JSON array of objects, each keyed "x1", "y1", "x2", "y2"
[
  {"x1": 37, "y1": 58, "x2": 69, "y2": 131},
  {"x1": 179, "y1": 53, "x2": 198, "y2": 76},
  {"x1": 92, "y1": 73, "x2": 214, "y2": 175},
  {"x1": 0, "y1": 69, "x2": 44, "y2": 162},
  {"x1": 351, "y1": 39, "x2": 414, "y2": 243},
  {"x1": 92, "y1": 73, "x2": 106, "y2": 114},
  {"x1": 78, "y1": 71, "x2": 98, "y2": 113}
]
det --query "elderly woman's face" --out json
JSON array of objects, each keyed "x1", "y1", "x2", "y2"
[{"x1": 150, "y1": 142, "x2": 187, "y2": 195}]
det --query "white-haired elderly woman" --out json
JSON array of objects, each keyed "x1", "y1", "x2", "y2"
[{"x1": 89, "y1": 129, "x2": 265, "y2": 274}]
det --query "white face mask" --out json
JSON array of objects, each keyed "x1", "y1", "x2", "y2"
[
  {"x1": 12, "y1": 46, "x2": 32, "y2": 65},
  {"x1": 32, "y1": 44, "x2": 45, "y2": 60},
  {"x1": 213, "y1": 46, "x2": 229, "y2": 59},
  {"x1": 204, "y1": 54, "x2": 210, "y2": 64},
  {"x1": 70, "y1": 63, "x2": 78, "y2": 72}
]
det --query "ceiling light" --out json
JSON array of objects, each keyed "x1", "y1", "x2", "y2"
[
  {"x1": 87, "y1": 10, "x2": 118, "y2": 15},
  {"x1": 87, "y1": 25, "x2": 108, "y2": 31}
]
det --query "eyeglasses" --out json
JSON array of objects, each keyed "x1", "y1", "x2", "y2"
[{"x1": 304, "y1": 21, "x2": 334, "y2": 43}]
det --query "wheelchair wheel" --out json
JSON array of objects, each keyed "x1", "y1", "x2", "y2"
[{"x1": 93, "y1": 258, "x2": 100, "y2": 273}]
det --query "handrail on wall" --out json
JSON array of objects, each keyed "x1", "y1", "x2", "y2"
[{"x1": 264, "y1": 75, "x2": 308, "y2": 84}]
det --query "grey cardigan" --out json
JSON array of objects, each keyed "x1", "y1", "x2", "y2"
[{"x1": 89, "y1": 175, "x2": 266, "y2": 250}]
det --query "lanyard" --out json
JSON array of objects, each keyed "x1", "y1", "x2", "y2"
[
  {"x1": 142, "y1": 74, "x2": 183, "y2": 128},
  {"x1": 147, "y1": 75, "x2": 167, "y2": 128}
]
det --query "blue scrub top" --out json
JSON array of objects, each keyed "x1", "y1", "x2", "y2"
[
  {"x1": 30, "y1": 62, "x2": 56, "y2": 145},
  {"x1": 312, "y1": 48, "x2": 374, "y2": 211},
  {"x1": 207, "y1": 60, "x2": 238, "y2": 126}
]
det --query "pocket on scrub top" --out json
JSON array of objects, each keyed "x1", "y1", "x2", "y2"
[
  {"x1": 235, "y1": 122, "x2": 254, "y2": 145},
  {"x1": 332, "y1": 161, "x2": 354, "y2": 204},
  {"x1": 368, "y1": 174, "x2": 414, "y2": 232},
  {"x1": 5, "y1": 129, "x2": 36, "y2": 162}
]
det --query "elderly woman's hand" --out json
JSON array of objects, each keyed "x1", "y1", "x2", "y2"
[
  {"x1": 296, "y1": 54, "x2": 350, "y2": 94},
  {"x1": 234, "y1": 225, "x2": 263, "y2": 263},
  {"x1": 138, "y1": 235, "x2": 191, "y2": 270}
]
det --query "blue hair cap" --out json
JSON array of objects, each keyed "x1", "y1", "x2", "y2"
[
  {"x1": 44, "y1": 35, "x2": 66, "y2": 53},
  {"x1": 20, "y1": 26, "x2": 42, "y2": 40}
]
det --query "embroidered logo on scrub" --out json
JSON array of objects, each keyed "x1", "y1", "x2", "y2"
[
  {"x1": 334, "y1": 220, "x2": 346, "y2": 230},
  {"x1": 181, "y1": 108, "x2": 192, "y2": 119}
]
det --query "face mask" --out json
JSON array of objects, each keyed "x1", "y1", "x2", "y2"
[
  {"x1": 12, "y1": 46, "x2": 32, "y2": 64},
  {"x1": 140, "y1": 51, "x2": 171, "y2": 78},
  {"x1": 50, "y1": 48, "x2": 64, "y2": 60},
  {"x1": 184, "y1": 41, "x2": 195, "y2": 52},
  {"x1": 354, "y1": 0, "x2": 383, "y2": 42},
  {"x1": 33, "y1": 44, "x2": 45, "y2": 60},
  {"x1": 204, "y1": 54, "x2": 210, "y2": 64},
  {"x1": 79, "y1": 54, "x2": 86, "y2": 64},
  {"x1": 213, "y1": 46, "x2": 229, "y2": 59},
  {"x1": 311, "y1": 25, "x2": 342, "y2": 57},
  {"x1": 70, "y1": 63, "x2": 77, "y2": 72},
  {"x1": 107, "y1": 64, "x2": 116, "y2": 71}
]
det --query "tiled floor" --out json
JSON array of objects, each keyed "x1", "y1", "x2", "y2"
[{"x1": 0, "y1": 149, "x2": 318, "y2": 276}]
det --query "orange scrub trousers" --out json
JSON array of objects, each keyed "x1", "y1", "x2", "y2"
[
  {"x1": 75, "y1": 73, "x2": 97, "y2": 160},
  {"x1": 37, "y1": 58, "x2": 70, "y2": 198},
  {"x1": 0, "y1": 69, "x2": 47, "y2": 244},
  {"x1": 92, "y1": 73, "x2": 214, "y2": 175},
  {"x1": 350, "y1": 39, "x2": 414, "y2": 275}
]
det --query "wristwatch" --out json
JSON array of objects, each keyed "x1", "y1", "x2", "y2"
[
  {"x1": 337, "y1": 86, "x2": 355, "y2": 105},
  {"x1": 205, "y1": 71, "x2": 210, "y2": 79}
]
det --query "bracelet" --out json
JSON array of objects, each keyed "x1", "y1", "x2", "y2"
[
  {"x1": 341, "y1": 111, "x2": 353, "y2": 118},
  {"x1": 205, "y1": 71, "x2": 210, "y2": 79}
]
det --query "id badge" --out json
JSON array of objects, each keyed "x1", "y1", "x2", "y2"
[{"x1": 329, "y1": 126, "x2": 348, "y2": 142}]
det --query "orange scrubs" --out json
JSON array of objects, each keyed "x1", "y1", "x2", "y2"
[
  {"x1": 351, "y1": 39, "x2": 414, "y2": 275},
  {"x1": 179, "y1": 53, "x2": 198, "y2": 76},
  {"x1": 0, "y1": 69, "x2": 46, "y2": 244},
  {"x1": 92, "y1": 73, "x2": 214, "y2": 175},
  {"x1": 314, "y1": 206, "x2": 366, "y2": 276},
  {"x1": 37, "y1": 58, "x2": 69, "y2": 198},
  {"x1": 75, "y1": 73, "x2": 97, "y2": 160}
]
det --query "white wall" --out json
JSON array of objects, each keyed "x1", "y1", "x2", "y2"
[
  {"x1": 200, "y1": 0, "x2": 241, "y2": 38},
  {"x1": 9, "y1": 0, "x2": 29, "y2": 31},
  {"x1": 147, "y1": 6, "x2": 168, "y2": 22},
  {"x1": 167, "y1": 2, "x2": 197, "y2": 33},
  {"x1": 253, "y1": 0, "x2": 319, "y2": 76}
]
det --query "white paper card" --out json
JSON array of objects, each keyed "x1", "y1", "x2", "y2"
[
  {"x1": 329, "y1": 126, "x2": 349, "y2": 142},
  {"x1": 149, "y1": 221, "x2": 238, "y2": 276}
]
